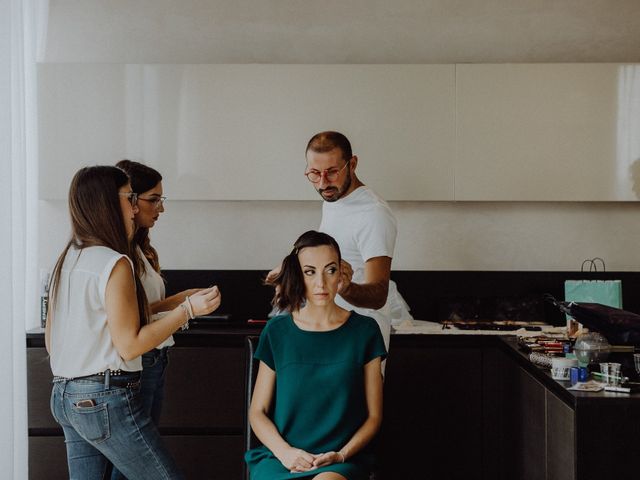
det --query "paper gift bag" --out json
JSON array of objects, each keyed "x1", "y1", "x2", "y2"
[
  {"x1": 564, "y1": 279, "x2": 622, "y2": 335},
  {"x1": 564, "y1": 279, "x2": 623, "y2": 308}
]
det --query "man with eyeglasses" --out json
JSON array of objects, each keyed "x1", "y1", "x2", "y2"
[{"x1": 271, "y1": 131, "x2": 412, "y2": 352}]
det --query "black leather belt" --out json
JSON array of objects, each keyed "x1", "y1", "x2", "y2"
[
  {"x1": 79, "y1": 373, "x2": 140, "y2": 387},
  {"x1": 54, "y1": 370, "x2": 141, "y2": 388}
]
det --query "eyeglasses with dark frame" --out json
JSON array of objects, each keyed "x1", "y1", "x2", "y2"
[
  {"x1": 119, "y1": 192, "x2": 138, "y2": 206},
  {"x1": 137, "y1": 195, "x2": 167, "y2": 208},
  {"x1": 304, "y1": 158, "x2": 351, "y2": 184}
]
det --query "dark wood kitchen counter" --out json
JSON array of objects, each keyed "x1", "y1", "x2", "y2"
[{"x1": 26, "y1": 326, "x2": 639, "y2": 480}]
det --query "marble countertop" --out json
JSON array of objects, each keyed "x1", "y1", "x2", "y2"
[{"x1": 392, "y1": 319, "x2": 565, "y2": 337}]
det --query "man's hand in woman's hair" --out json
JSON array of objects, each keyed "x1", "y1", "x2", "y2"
[
  {"x1": 337, "y1": 259, "x2": 353, "y2": 295},
  {"x1": 265, "y1": 265, "x2": 281, "y2": 285}
]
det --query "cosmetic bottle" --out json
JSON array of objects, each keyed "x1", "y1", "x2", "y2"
[{"x1": 40, "y1": 270, "x2": 50, "y2": 329}]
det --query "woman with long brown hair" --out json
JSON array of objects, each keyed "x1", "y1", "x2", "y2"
[
  {"x1": 46, "y1": 165, "x2": 220, "y2": 479},
  {"x1": 246, "y1": 230, "x2": 386, "y2": 480}
]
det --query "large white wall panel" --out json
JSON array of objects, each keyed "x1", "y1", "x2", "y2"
[
  {"x1": 455, "y1": 64, "x2": 640, "y2": 201},
  {"x1": 39, "y1": 199, "x2": 640, "y2": 272},
  {"x1": 39, "y1": 64, "x2": 455, "y2": 200},
  {"x1": 38, "y1": 64, "x2": 131, "y2": 198}
]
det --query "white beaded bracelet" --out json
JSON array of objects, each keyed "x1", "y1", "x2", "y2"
[
  {"x1": 178, "y1": 303, "x2": 191, "y2": 331},
  {"x1": 337, "y1": 451, "x2": 345, "y2": 463},
  {"x1": 184, "y1": 295, "x2": 195, "y2": 320}
]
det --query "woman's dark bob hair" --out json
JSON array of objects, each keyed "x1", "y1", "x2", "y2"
[
  {"x1": 267, "y1": 230, "x2": 341, "y2": 312},
  {"x1": 116, "y1": 159, "x2": 162, "y2": 195}
]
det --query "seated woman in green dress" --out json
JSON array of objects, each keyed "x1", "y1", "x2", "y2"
[{"x1": 245, "y1": 230, "x2": 387, "y2": 480}]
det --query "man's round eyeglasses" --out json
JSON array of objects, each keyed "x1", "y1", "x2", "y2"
[
  {"x1": 119, "y1": 192, "x2": 138, "y2": 206},
  {"x1": 304, "y1": 159, "x2": 350, "y2": 184},
  {"x1": 138, "y1": 196, "x2": 167, "y2": 208}
]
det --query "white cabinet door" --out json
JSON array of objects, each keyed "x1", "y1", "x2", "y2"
[
  {"x1": 38, "y1": 64, "x2": 133, "y2": 199},
  {"x1": 455, "y1": 64, "x2": 640, "y2": 201},
  {"x1": 39, "y1": 64, "x2": 455, "y2": 200}
]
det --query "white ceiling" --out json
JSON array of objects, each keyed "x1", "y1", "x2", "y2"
[{"x1": 42, "y1": 0, "x2": 640, "y2": 63}]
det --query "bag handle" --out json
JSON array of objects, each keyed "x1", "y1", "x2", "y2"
[
  {"x1": 580, "y1": 259, "x2": 593, "y2": 272},
  {"x1": 580, "y1": 257, "x2": 606, "y2": 272},
  {"x1": 591, "y1": 257, "x2": 606, "y2": 272}
]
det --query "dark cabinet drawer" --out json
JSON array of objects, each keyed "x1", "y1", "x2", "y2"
[
  {"x1": 29, "y1": 435, "x2": 244, "y2": 480},
  {"x1": 28, "y1": 436, "x2": 68, "y2": 479},
  {"x1": 28, "y1": 346, "x2": 246, "y2": 431},
  {"x1": 27, "y1": 348, "x2": 56, "y2": 430},
  {"x1": 381, "y1": 345, "x2": 483, "y2": 480},
  {"x1": 160, "y1": 346, "x2": 245, "y2": 430},
  {"x1": 164, "y1": 435, "x2": 244, "y2": 479},
  {"x1": 28, "y1": 344, "x2": 247, "y2": 479}
]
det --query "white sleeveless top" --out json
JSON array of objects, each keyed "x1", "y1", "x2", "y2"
[
  {"x1": 49, "y1": 245, "x2": 142, "y2": 377},
  {"x1": 138, "y1": 247, "x2": 175, "y2": 349}
]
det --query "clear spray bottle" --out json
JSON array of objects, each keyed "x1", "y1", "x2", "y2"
[{"x1": 40, "y1": 269, "x2": 50, "y2": 329}]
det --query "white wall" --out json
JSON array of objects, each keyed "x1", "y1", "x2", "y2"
[
  {"x1": 39, "y1": 199, "x2": 640, "y2": 272},
  {"x1": 35, "y1": 62, "x2": 640, "y2": 278},
  {"x1": 38, "y1": 64, "x2": 457, "y2": 201},
  {"x1": 36, "y1": 63, "x2": 640, "y2": 305}
]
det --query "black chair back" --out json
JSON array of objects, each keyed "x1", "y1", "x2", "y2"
[{"x1": 243, "y1": 336, "x2": 260, "y2": 480}]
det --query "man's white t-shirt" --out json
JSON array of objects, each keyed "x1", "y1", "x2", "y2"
[{"x1": 320, "y1": 185, "x2": 412, "y2": 350}]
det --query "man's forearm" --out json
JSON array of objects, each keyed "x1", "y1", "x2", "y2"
[{"x1": 340, "y1": 281, "x2": 388, "y2": 310}]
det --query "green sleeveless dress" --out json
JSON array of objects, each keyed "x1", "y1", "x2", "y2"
[{"x1": 244, "y1": 311, "x2": 387, "y2": 480}]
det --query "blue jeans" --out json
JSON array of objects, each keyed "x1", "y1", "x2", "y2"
[
  {"x1": 140, "y1": 347, "x2": 170, "y2": 425},
  {"x1": 111, "y1": 348, "x2": 170, "y2": 480},
  {"x1": 50, "y1": 372, "x2": 183, "y2": 480}
]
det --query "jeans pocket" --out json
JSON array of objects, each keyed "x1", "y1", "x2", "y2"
[{"x1": 69, "y1": 400, "x2": 111, "y2": 443}]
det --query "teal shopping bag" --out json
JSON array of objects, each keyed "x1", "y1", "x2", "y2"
[
  {"x1": 564, "y1": 279, "x2": 623, "y2": 308},
  {"x1": 564, "y1": 258, "x2": 623, "y2": 335},
  {"x1": 564, "y1": 279, "x2": 622, "y2": 335}
]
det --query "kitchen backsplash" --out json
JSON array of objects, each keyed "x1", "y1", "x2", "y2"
[{"x1": 163, "y1": 270, "x2": 640, "y2": 325}]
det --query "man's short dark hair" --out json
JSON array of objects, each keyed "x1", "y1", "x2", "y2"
[{"x1": 305, "y1": 131, "x2": 352, "y2": 161}]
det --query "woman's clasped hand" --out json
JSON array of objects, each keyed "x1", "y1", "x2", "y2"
[{"x1": 282, "y1": 448, "x2": 345, "y2": 473}]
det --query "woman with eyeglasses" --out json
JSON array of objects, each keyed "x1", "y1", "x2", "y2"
[
  {"x1": 46, "y1": 165, "x2": 221, "y2": 479},
  {"x1": 114, "y1": 160, "x2": 215, "y2": 426},
  {"x1": 109, "y1": 159, "x2": 219, "y2": 478},
  {"x1": 246, "y1": 230, "x2": 386, "y2": 480}
]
